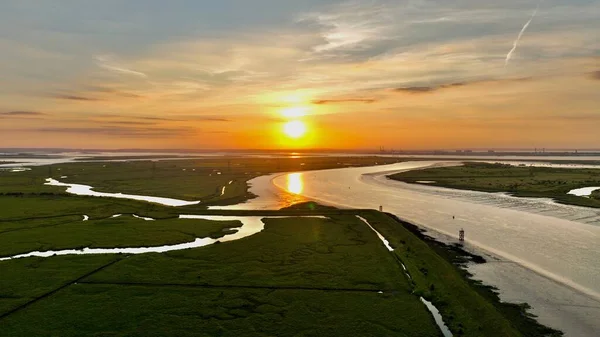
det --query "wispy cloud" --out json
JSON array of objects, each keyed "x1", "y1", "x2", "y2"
[
  {"x1": 54, "y1": 94, "x2": 102, "y2": 101},
  {"x1": 312, "y1": 98, "x2": 376, "y2": 105},
  {"x1": 394, "y1": 83, "x2": 468, "y2": 94},
  {"x1": 94, "y1": 114, "x2": 231, "y2": 123},
  {"x1": 298, "y1": 2, "x2": 392, "y2": 59},
  {"x1": 32, "y1": 126, "x2": 195, "y2": 138},
  {"x1": 95, "y1": 55, "x2": 148, "y2": 78},
  {"x1": 0, "y1": 111, "x2": 46, "y2": 116},
  {"x1": 102, "y1": 120, "x2": 157, "y2": 126},
  {"x1": 171, "y1": 116, "x2": 231, "y2": 122},
  {"x1": 394, "y1": 77, "x2": 532, "y2": 94},
  {"x1": 86, "y1": 87, "x2": 144, "y2": 99},
  {"x1": 394, "y1": 86, "x2": 438, "y2": 94}
]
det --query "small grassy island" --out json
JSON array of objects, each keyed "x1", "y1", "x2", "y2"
[{"x1": 389, "y1": 162, "x2": 600, "y2": 209}]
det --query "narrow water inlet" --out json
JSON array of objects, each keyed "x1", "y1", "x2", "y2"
[
  {"x1": 44, "y1": 178, "x2": 201, "y2": 206},
  {"x1": 132, "y1": 214, "x2": 155, "y2": 221},
  {"x1": 356, "y1": 216, "x2": 393, "y2": 251},
  {"x1": 420, "y1": 297, "x2": 453, "y2": 337},
  {"x1": 567, "y1": 186, "x2": 600, "y2": 197},
  {"x1": 356, "y1": 215, "x2": 452, "y2": 336}
]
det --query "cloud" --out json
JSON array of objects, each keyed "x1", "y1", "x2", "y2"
[
  {"x1": 133, "y1": 116, "x2": 176, "y2": 121},
  {"x1": 394, "y1": 87, "x2": 437, "y2": 94},
  {"x1": 0, "y1": 111, "x2": 45, "y2": 116},
  {"x1": 393, "y1": 77, "x2": 532, "y2": 94},
  {"x1": 102, "y1": 121, "x2": 157, "y2": 126},
  {"x1": 82, "y1": 113, "x2": 231, "y2": 123},
  {"x1": 137, "y1": 116, "x2": 231, "y2": 122},
  {"x1": 32, "y1": 126, "x2": 197, "y2": 138},
  {"x1": 55, "y1": 94, "x2": 102, "y2": 101},
  {"x1": 297, "y1": 2, "x2": 394, "y2": 60},
  {"x1": 312, "y1": 98, "x2": 376, "y2": 105},
  {"x1": 95, "y1": 55, "x2": 148, "y2": 78},
  {"x1": 86, "y1": 87, "x2": 144, "y2": 99},
  {"x1": 551, "y1": 113, "x2": 600, "y2": 122}
]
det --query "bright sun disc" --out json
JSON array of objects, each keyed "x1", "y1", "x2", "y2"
[{"x1": 284, "y1": 121, "x2": 307, "y2": 139}]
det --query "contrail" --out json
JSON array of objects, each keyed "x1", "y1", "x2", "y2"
[
  {"x1": 505, "y1": 0, "x2": 542, "y2": 68},
  {"x1": 95, "y1": 55, "x2": 148, "y2": 78},
  {"x1": 99, "y1": 63, "x2": 148, "y2": 78}
]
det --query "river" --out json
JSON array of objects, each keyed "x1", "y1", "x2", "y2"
[{"x1": 212, "y1": 160, "x2": 600, "y2": 336}]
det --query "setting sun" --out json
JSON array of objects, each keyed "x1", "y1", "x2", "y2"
[{"x1": 283, "y1": 121, "x2": 307, "y2": 139}]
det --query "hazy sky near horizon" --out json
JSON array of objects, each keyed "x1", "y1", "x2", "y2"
[{"x1": 1, "y1": 0, "x2": 598, "y2": 150}]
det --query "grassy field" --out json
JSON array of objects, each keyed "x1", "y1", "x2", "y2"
[
  {"x1": 0, "y1": 194, "x2": 177, "y2": 220},
  {"x1": 0, "y1": 159, "x2": 562, "y2": 336},
  {"x1": 389, "y1": 162, "x2": 600, "y2": 208},
  {"x1": 1, "y1": 214, "x2": 445, "y2": 337},
  {"x1": 0, "y1": 205, "x2": 558, "y2": 336},
  {"x1": 0, "y1": 215, "x2": 239, "y2": 257},
  {"x1": 2, "y1": 285, "x2": 437, "y2": 337}
]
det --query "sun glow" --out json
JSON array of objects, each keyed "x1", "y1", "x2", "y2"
[
  {"x1": 281, "y1": 106, "x2": 307, "y2": 118},
  {"x1": 286, "y1": 173, "x2": 304, "y2": 194},
  {"x1": 283, "y1": 120, "x2": 307, "y2": 139}
]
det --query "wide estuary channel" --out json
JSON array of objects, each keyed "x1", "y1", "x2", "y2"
[{"x1": 214, "y1": 160, "x2": 600, "y2": 337}]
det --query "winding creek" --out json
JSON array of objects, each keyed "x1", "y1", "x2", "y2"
[
  {"x1": 0, "y1": 216, "x2": 327, "y2": 262},
  {"x1": 358, "y1": 216, "x2": 452, "y2": 336},
  {"x1": 44, "y1": 178, "x2": 201, "y2": 206}
]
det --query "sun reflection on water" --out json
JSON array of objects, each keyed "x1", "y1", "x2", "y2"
[{"x1": 286, "y1": 173, "x2": 304, "y2": 195}]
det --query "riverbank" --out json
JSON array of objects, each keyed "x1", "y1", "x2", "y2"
[
  {"x1": 5, "y1": 156, "x2": 403, "y2": 205},
  {"x1": 389, "y1": 162, "x2": 600, "y2": 208},
  {"x1": 269, "y1": 162, "x2": 600, "y2": 336},
  {"x1": 385, "y1": 213, "x2": 562, "y2": 336}
]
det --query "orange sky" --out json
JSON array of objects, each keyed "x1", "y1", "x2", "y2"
[{"x1": 1, "y1": 1, "x2": 599, "y2": 150}]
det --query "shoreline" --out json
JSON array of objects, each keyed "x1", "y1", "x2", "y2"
[
  {"x1": 388, "y1": 162, "x2": 600, "y2": 209},
  {"x1": 385, "y1": 212, "x2": 563, "y2": 336},
  {"x1": 267, "y1": 164, "x2": 600, "y2": 336}
]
